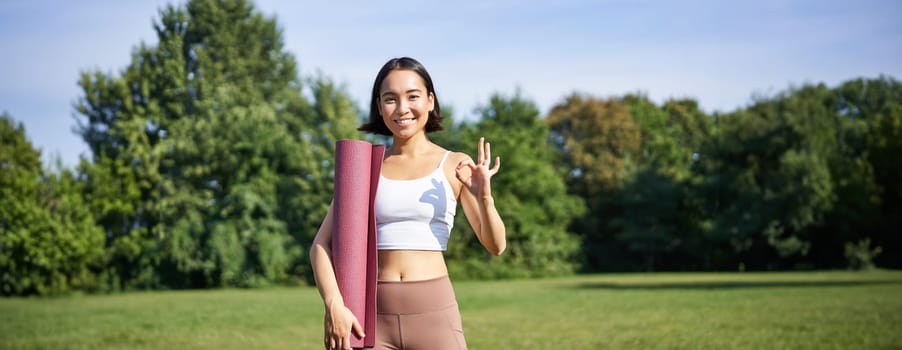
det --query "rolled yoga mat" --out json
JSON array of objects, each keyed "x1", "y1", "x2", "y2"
[{"x1": 332, "y1": 140, "x2": 384, "y2": 349}]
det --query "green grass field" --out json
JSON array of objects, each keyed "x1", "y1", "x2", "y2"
[{"x1": 2, "y1": 271, "x2": 901, "y2": 349}]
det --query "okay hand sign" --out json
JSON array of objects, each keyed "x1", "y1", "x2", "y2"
[{"x1": 456, "y1": 137, "x2": 501, "y2": 199}]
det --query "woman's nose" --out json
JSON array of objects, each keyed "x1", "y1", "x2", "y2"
[{"x1": 398, "y1": 100, "x2": 410, "y2": 115}]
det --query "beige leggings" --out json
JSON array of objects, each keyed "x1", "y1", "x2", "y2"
[{"x1": 375, "y1": 276, "x2": 467, "y2": 350}]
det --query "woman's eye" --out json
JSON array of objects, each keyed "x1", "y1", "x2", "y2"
[{"x1": 409, "y1": 95, "x2": 419, "y2": 100}]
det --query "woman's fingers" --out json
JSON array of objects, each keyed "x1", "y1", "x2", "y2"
[
  {"x1": 339, "y1": 330, "x2": 349, "y2": 350},
  {"x1": 456, "y1": 158, "x2": 475, "y2": 170},
  {"x1": 491, "y1": 156, "x2": 501, "y2": 174},
  {"x1": 337, "y1": 333, "x2": 347, "y2": 350},
  {"x1": 485, "y1": 141, "x2": 491, "y2": 165},
  {"x1": 455, "y1": 169, "x2": 469, "y2": 185},
  {"x1": 477, "y1": 137, "x2": 485, "y2": 165},
  {"x1": 457, "y1": 159, "x2": 476, "y2": 178},
  {"x1": 324, "y1": 316, "x2": 335, "y2": 349},
  {"x1": 351, "y1": 316, "x2": 365, "y2": 338},
  {"x1": 331, "y1": 330, "x2": 341, "y2": 350},
  {"x1": 456, "y1": 161, "x2": 473, "y2": 187},
  {"x1": 324, "y1": 307, "x2": 362, "y2": 350}
]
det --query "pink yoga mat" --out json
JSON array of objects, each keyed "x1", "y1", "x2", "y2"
[{"x1": 332, "y1": 140, "x2": 384, "y2": 349}]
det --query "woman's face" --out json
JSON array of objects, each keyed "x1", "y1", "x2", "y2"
[{"x1": 378, "y1": 69, "x2": 434, "y2": 139}]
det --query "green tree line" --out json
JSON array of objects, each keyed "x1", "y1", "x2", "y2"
[{"x1": 2, "y1": 0, "x2": 900, "y2": 295}]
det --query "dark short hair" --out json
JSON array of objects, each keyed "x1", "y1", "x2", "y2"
[{"x1": 358, "y1": 57, "x2": 443, "y2": 135}]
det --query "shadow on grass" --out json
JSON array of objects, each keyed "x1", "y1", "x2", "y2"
[{"x1": 571, "y1": 279, "x2": 902, "y2": 290}]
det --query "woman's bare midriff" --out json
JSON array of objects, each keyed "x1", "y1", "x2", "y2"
[{"x1": 377, "y1": 250, "x2": 448, "y2": 281}]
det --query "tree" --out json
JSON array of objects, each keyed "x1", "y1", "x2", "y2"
[
  {"x1": 695, "y1": 84, "x2": 838, "y2": 269},
  {"x1": 865, "y1": 105, "x2": 902, "y2": 267},
  {"x1": 612, "y1": 95, "x2": 712, "y2": 271},
  {"x1": 442, "y1": 92, "x2": 585, "y2": 278},
  {"x1": 74, "y1": 0, "x2": 357, "y2": 289},
  {"x1": 1, "y1": 113, "x2": 104, "y2": 295},
  {"x1": 547, "y1": 93, "x2": 641, "y2": 270},
  {"x1": 611, "y1": 170, "x2": 683, "y2": 271},
  {"x1": 833, "y1": 76, "x2": 902, "y2": 268},
  {"x1": 548, "y1": 93, "x2": 642, "y2": 195},
  {"x1": 280, "y1": 75, "x2": 363, "y2": 284}
]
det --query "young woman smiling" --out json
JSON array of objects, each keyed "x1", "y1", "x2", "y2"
[{"x1": 310, "y1": 57, "x2": 506, "y2": 350}]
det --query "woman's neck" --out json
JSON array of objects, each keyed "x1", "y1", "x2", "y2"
[{"x1": 389, "y1": 133, "x2": 432, "y2": 157}]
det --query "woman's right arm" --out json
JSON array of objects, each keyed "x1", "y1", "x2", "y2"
[{"x1": 310, "y1": 201, "x2": 364, "y2": 350}]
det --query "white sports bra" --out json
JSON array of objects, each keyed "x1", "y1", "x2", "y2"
[{"x1": 375, "y1": 151, "x2": 457, "y2": 251}]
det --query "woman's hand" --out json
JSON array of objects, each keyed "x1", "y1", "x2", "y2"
[
  {"x1": 456, "y1": 137, "x2": 501, "y2": 199},
  {"x1": 323, "y1": 298, "x2": 364, "y2": 350}
]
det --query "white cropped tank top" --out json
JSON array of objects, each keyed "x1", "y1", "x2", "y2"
[{"x1": 375, "y1": 151, "x2": 457, "y2": 251}]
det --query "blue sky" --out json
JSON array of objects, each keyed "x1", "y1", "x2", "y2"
[{"x1": 1, "y1": 0, "x2": 900, "y2": 167}]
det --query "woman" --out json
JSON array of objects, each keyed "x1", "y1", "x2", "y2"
[{"x1": 310, "y1": 57, "x2": 506, "y2": 350}]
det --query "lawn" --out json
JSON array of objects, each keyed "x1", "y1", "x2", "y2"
[{"x1": 2, "y1": 270, "x2": 901, "y2": 349}]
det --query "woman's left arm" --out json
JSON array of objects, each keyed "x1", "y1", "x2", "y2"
[{"x1": 456, "y1": 137, "x2": 506, "y2": 256}]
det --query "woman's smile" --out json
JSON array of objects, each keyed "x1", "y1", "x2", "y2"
[{"x1": 394, "y1": 116, "x2": 418, "y2": 126}]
